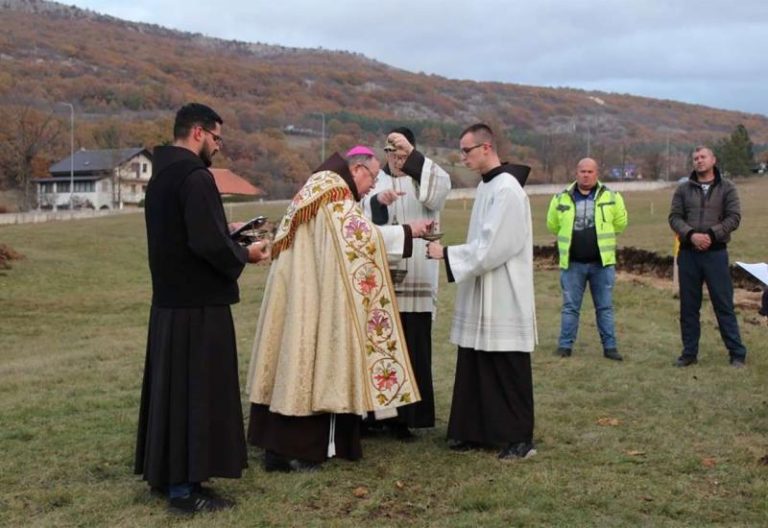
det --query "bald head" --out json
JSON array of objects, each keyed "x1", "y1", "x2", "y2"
[
  {"x1": 575, "y1": 158, "x2": 599, "y2": 194},
  {"x1": 577, "y1": 158, "x2": 599, "y2": 171}
]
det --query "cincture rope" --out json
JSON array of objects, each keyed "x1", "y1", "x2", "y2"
[{"x1": 327, "y1": 414, "x2": 337, "y2": 458}]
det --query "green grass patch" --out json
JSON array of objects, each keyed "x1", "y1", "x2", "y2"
[{"x1": 1, "y1": 181, "x2": 766, "y2": 526}]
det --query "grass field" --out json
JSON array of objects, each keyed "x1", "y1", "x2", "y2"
[{"x1": 1, "y1": 179, "x2": 766, "y2": 527}]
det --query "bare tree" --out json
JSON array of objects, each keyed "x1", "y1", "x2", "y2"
[
  {"x1": 642, "y1": 150, "x2": 665, "y2": 180},
  {"x1": 0, "y1": 105, "x2": 62, "y2": 210},
  {"x1": 550, "y1": 134, "x2": 583, "y2": 182}
]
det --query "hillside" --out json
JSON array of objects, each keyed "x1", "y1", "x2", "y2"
[{"x1": 1, "y1": 0, "x2": 767, "y2": 200}]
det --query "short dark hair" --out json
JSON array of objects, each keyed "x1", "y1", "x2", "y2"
[
  {"x1": 388, "y1": 126, "x2": 416, "y2": 148},
  {"x1": 693, "y1": 145, "x2": 715, "y2": 157},
  {"x1": 460, "y1": 123, "x2": 494, "y2": 147},
  {"x1": 173, "y1": 103, "x2": 223, "y2": 140}
]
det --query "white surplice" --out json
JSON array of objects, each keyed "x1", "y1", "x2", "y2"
[
  {"x1": 362, "y1": 153, "x2": 452, "y2": 313},
  {"x1": 447, "y1": 172, "x2": 538, "y2": 352}
]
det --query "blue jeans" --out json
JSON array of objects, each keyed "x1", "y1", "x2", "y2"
[
  {"x1": 678, "y1": 248, "x2": 746, "y2": 360},
  {"x1": 558, "y1": 262, "x2": 616, "y2": 350}
]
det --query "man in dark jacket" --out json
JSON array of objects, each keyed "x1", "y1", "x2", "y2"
[
  {"x1": 668, "y1": 146, "x2": 747, "y2": 367},
  {"x1": 135, "y1": 103, "x2": 270, "y2": 514}
]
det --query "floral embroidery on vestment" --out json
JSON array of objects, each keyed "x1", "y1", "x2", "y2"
[
  {"x1": 330, "y1": 192, "x2": 414, "y2": 409},
  {"x1": 273, "y1": 170, "x2": 417, "y2": 410}
]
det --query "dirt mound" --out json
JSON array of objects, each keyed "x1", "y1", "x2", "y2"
[
  {"x1": 534, "y1": 244, "x2": 674, "y2": 277},
  {"x1": 535, "y1": 244, "x2": 765, "y2": 314},
  {"x1": 0, "y1": 244, "x2": 24, "y2": 270},
  {"x1": 534, "y1": 244, "x2": 763, "y2": 291}
]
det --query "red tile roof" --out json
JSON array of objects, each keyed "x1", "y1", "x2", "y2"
[{"x1": 210, "y1": 168, "x2": 264, "y2": 196}]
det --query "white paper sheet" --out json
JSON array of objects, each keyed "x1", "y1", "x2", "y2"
[{"x1": 736, "y1": 262, "x2": 768, "y2": 286}]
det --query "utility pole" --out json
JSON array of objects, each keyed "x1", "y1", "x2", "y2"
[
  {"x1": 56, "y1": 102, "x2": 75, "y2": 210},
  {"x1": 665, "y1": 133, "x2": 671, "y2": 181}
]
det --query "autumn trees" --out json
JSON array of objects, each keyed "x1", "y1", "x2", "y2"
[{"x1": 0, "y1": 104, "x2": 62, "y2": 210}]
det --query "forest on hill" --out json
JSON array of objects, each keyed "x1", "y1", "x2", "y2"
[{"x1": 1, "y1": 0, "x2": 767, "y2": 207}]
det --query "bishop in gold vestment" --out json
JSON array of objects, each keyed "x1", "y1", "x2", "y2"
[{"x1": 247, "y1": 148, "x2": 422, "y2": 470}]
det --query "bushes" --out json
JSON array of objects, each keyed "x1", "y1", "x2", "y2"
[{"x1": 0, "y1": 244, "x2": 24, "y2": 270}]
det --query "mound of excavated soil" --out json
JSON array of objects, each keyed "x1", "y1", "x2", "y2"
[{"x1": 534, "y1": 244, "x2": 765, "y2": 315}]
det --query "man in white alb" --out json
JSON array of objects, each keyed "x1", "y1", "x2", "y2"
[
  {"x1": 427, "y1": 123, "x2": 538, "y2": 459},
  {"x1": 362, "y1": 127, "x2": 451, "y2": 439}
]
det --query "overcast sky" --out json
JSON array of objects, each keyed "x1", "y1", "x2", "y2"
[{"x1": 70, "y1": 0, "x2": 768, "y2": 116}]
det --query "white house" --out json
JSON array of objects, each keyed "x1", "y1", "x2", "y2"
[{"x1": 37, "y1": 148, "x2": 152, "y2": 210}]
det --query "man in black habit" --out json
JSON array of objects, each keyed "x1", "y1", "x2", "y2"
[{"x1": 135, "y1": 103, "x2": 270, "y2": 514}]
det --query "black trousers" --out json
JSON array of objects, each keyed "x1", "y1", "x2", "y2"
[{"x1": 678, "y1": 248, "x2": 746, "y2": 360}]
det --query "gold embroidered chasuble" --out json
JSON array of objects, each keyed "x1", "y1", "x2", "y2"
[{"x1": 247, "y1": 169, "x2": 420, "y2": 417}]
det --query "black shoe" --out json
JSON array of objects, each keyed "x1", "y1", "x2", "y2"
[
  {"x1": 675, "y1": 356, "x2": 698, "y2": 367},
  {"x1": 150, "y1": 483, "x2": 221, "y2": 500},
  {"x1": 448, "y1": 440, "x2": 480, "y2": 452},
  {"x1": 498, "y1": 441, "x2": 537, "y2": 460},
  {"x1": 263, "y1": 450, "x2": 291, "y2": 472},
  {"x1": 360, "y1": 420, "x2": 387, "y2": 437},
  {"x1": 729, "y1": 357, "x2": 746, "y2": 368},
  {"x1": 390, "y1": 423, "x2": 416, "y2": 443},
  {"x1": 603, "y1": 348, "x2": 623, "y2": 361},
  {"x1": 287, "y1": 458, "x2": 320, "y2": 472},
  {"x1": 556, "y1": 347, "x2": 572, "y2": 358},
  {"x1": 167, "y1": 492, "x2": 234, "y2": 515},
  {"x1": 264, "y1": 450, "x2": 319, "y2": 473},
  {"x1": 149, "y1": 485, "x2": 167, "y2": 499},
  {"x1": 193, "y1": 484, "x2": 227, "y2": 500}
]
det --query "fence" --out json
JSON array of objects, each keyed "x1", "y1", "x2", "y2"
[{"x1": 0, "y1": 207, "x2": 141, "y2": 225}]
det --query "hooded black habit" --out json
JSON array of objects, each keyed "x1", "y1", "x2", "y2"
[{"x1": 135, "y1": 145, "x2": 249, "y2": 488}]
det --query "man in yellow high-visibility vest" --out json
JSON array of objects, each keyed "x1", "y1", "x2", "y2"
[{"x1": 546, "y1": 158, "x2": 628, "y2": 360}]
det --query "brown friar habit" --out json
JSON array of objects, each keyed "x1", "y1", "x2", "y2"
[
  {"x1": 135, "y1": 145, "x2": 249, "y2": 488},
  {"x1": 247, "y1": 153, "x2": 419, "y2": 463}
]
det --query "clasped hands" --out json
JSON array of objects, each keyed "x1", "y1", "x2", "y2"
[{"x1": 690, "y1": 232, "x2": 712, "y2": 251}]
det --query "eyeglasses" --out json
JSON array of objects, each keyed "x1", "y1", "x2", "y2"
[
  {"x1": 201, "y1": 127, "x2": 224, "y2": 146},
  {"x1": 460, "y1": 144, "x2": 486, "y2": 155},
  {"x1": 358, "y1": 164, "x2": 378, "y2": 182}
]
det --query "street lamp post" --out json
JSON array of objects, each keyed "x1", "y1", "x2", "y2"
[{"x1": 57, "y1": 102, "x2": 74, "y2": 210}]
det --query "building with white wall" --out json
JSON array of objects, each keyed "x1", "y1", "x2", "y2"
[{"x1": 37, "y1": 148, "x2": 152, "y2": 210}]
